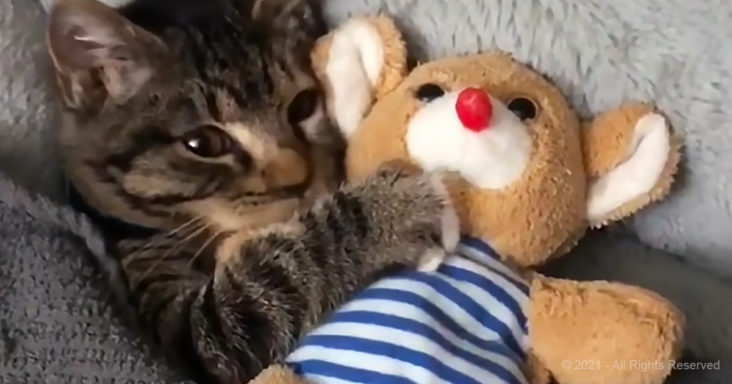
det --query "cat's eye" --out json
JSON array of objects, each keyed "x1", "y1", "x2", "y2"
[
  {"x1": 287, "y1": 88, "x2": 320, "y2": 125},
  {"x1": 182, "y1": 125, "x2": 234, "y2": 158},
  {"x1": 415, "y1": 83, "x2": 445, "y2": 102},
  {"x1": 507, "y1": 97, "x2": 539, "y2": 121}
]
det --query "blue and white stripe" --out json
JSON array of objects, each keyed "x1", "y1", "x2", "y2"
[{"x1": 287, "y1": 237, "x2": 530, "y2": 384}]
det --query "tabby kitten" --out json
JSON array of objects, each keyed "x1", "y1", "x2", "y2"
[{"x1": 46, "y1": 0, "x2": 456, "y2": 383}]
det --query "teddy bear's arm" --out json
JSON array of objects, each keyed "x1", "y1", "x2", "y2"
[
  {"x1": 528, "y1": 275, "x2": 684, "y2": 384},
  {"x1": 581, "y1": 103, "x2": 681, "y2": 227}
]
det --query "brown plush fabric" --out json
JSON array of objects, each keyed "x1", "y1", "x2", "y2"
[
  {"x1": 529, "y1": 277, "x2": 685, "y2": 384},
  {"x1": 248, "y1": 365, "x2": 306, "y2": 384}
]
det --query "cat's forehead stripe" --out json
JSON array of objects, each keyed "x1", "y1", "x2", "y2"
[
  {"x1": 122, "y1": 0, "x2": 275, "y2": 106},
  {"x1": 223, "y1": 123, "x2": 276, "y2": 162}
]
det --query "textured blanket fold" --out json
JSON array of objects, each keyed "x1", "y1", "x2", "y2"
[{"x1": 0, "y1": 174, "x2": 190, "y2": 384}]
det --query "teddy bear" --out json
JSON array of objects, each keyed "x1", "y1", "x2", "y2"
[{"x1": 246, "y1": 15, "x2": 685, "y2": 384}]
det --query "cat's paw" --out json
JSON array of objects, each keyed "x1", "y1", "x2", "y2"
[
  {"x1": 428, "y1": 171, "x2": 460, "y2": 253},
  {"x1": 358, "y1": 162, "x2": 459, "y2": 268}
]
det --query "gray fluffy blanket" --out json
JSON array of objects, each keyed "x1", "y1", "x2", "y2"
[
  {"x1": 0, "y1": 176, "x2": 190, "y2": 383},
  {"x1": 1, "y1": 0, "x2": 731, "y2": 383}
]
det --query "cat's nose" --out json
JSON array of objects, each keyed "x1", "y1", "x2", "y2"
[{"x1": 262, "y1": 148, "x2": 309, "y2": 189}]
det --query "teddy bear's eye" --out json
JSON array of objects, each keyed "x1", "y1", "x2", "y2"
[
  {"x1": 507, "y1": 97, "x2": 538, "y2": 121},
  {"x1": 415, "y1": 83, "x2": 446, "y2": 102}
]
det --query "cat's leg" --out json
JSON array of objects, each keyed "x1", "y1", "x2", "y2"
[{"x1": 117, "y1": 164, "x2": 456, "y2": 383}]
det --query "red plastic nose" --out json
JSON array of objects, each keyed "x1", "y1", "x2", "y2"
[{"x1": 455, "y1": 87, "x2": 493, "y2": 132}]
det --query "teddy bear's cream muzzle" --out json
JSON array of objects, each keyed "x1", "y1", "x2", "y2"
[{"x1": 406, "y1": 87, "x2": 533, "y2": 189}]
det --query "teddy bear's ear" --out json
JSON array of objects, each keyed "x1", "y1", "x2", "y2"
[
  {"x1": 310, "y1": 16, "x2": 408, "y2": 139},
  {"x1": 582, "y1": 103, "x2": 681, "y2": 227}
]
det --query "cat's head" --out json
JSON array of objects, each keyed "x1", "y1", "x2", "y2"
[{"x1": 47, "y1": 0, "x2": 342, "y2": 234}]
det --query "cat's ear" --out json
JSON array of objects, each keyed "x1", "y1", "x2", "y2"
[
  {"x1": 248, "y1": 0, "x2": 324, "y2": 62},
  {"x1": 47, "y1": 0, "x2": 166, "y2": 109},
  {"x1": 249, "y1": 0, "x2": 324, "y2": 35},
  {"x1": 247, "y1": 0, "x2": 325, "y2": 103}
]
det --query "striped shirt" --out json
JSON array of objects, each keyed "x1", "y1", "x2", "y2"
[{"x1": 286, "y1": 237, "x2": 530, "y2": 384}]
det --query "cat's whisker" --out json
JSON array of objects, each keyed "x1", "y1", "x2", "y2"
[
  {"x1": 126, "y1": 217, "x2": 204, "y2": 262},
  {"x1": 188, "y1": 229, "x2": 226, "y2": 268},
  {"x1": 137, "y1": 222, "x2": 210, "y2": 283},
  {"x1": 166, "y1": 216, "x2": 204, "y2": 238}
]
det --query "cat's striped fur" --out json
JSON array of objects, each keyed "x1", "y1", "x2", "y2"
[
  {"x1": 46, "y1": 0, "x2": 454, "y2": 383},
  {"x1": 117, "y1": 167, "x2": 452, "y2": 383}
]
